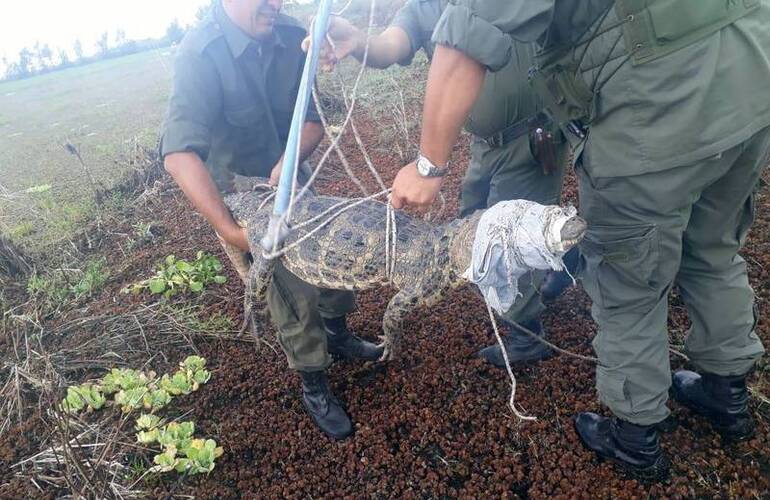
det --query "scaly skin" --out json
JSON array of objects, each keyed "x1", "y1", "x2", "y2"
[{"x1": 224, "y1": 184, "x2": 586, "y2": 360}]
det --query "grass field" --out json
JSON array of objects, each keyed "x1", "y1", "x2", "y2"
[
  {"x1": 0, "y1": 49, "x2": 175, "y2": 193},
  {"x1": 0, "y1": 49, "x2": 175, "y2": 246}
]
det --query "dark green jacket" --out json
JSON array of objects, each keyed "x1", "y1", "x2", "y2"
[
  {"x1": 432, "y1": 0, "x2": 770, "y2": 177},
  {"x1": 160, "y1": 4, "x2": 318, "y2": 179},
  {"x1": 391, "y1": 0, "x2": 542, "y2": 139}
]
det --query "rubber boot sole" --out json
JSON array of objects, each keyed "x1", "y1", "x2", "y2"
[{"x1": 603, "y1": 453, "x2": 671, "y2": 483}]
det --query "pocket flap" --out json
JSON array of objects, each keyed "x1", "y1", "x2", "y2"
[{"x1": 224, "y1": 104, "x2": 265, "y2": 127}]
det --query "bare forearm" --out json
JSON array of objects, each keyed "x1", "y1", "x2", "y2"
[
  {"x1": 298, "y1": 121, "x2": 324, "y2": 164},
  {"x1": 351, "y1": 27, "x2": 412, "y2": 69},
  {"x1": 419, "y1": 45, "x2": 485, "y2": 166},
  {"x1": 164, "y1": 152, "x2": 240, "y2": 240}
]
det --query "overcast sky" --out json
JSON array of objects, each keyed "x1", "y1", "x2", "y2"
[{"x1": 0, "y1": 0, "x2": 212, "y2": 63}]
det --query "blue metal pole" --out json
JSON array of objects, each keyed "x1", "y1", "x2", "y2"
[
  {"x1": 261, "y1": 0, "x2": 333, "y2": 252},
  {"x1": 273, "y1": 0, "x2": 332, "y2": 217}
]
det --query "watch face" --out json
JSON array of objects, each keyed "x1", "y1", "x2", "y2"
[{"x1": 417, "y1": 158, "x2": 430, "y2": 176}]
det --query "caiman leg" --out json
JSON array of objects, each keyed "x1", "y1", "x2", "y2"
[
  {"x1": 239, "y1": 251, "x2": 276, "y2": 340},
  {"x1": 380, "y1": 283, "x2": 450, "y2": 361}
]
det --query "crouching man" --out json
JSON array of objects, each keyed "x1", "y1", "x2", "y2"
[{"x1": 159, "y1": 0, "x2": 382, "y2": 440}]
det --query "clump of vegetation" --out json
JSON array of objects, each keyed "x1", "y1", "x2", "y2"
[
  {"x1": 26, "y1": 257, "x2": 109, "y2": 309},
  {"x1": 127, "y1": 221, "x2": 158, "y2": 249},
  {"x1": 122, "y1": 252, "x2": 227, "y2": 298},
  {"x1": 135, "y1": 417, "x2": 223, "y2": 475},
  {"x1": 61, "y1": 356, "x2": 211, "y2": 415},
  {"x1": 60, "y1": 384, "x2": 107, "y2": 413},
  {"x1": 59, "y1": 357, "x2": 222, "y2": 476}
]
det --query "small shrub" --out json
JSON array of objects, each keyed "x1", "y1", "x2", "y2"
[
  {"x1": 71, "y1": 258, "x2": 108, "y2": 298},
  {"x1": 26, "y1": 258, "x2": 108, "y2": 309},
  {"x1": 123, "y1": 252, "x2": 227, "y2": 298}
]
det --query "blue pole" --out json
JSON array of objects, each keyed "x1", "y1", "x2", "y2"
[
  {"x1": 261, "y1": 0, "x2": 334, "y2": 252},
  {"x1": 273, "y1": 0, "x2": 333, "y2": 217}
]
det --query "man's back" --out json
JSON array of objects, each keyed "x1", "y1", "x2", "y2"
[{"x1": 432, "y1": 0, "x2": 770, "y2": 176}]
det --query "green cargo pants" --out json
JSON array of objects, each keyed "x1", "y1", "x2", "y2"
[
  {"x1": 461, "y1": 133, "x2": 569, "y2": 324},
  {"x1": 218, "y1": 167, "x2": 357, "y2": 372},
  {"x1": 578, "y1": 126, "x2": 770, "y2": 425}
]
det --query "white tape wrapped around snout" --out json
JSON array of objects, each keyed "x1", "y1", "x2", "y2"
[{"x1": 463, "y1": 200, "x2": 577, "y2": 315}]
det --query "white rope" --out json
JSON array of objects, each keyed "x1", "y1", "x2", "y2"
[
  {"x1": 336, "y1": 70, "x2": 387, "y2": 191},
  {"x1": 262, "y1": 188, "x2": 391, "y2": 260},
  {"x1": 288, "y1": 0, "x2": 378, "y2": 213},
  {"x1": 486, "y1": 302, "x2": 537, "y2": 421},
  {"x1": 384, "y1": 197, "x2": 397, "y2": 282},
  {"x1": 311, "y1": 85, "x2": 369, "y2": 196}
]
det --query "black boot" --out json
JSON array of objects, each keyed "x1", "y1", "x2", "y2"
[
  {"x1": 323, "y1": 316, "x2": 383, "y2": 361},
  {"x1": 671, "y1": 370, "x2": 754, "y2": 441},
  {"x1": 477, "y1": 319, "x2": 553, "y2": 368},
  {"x1": 575, "y1": 413, "x2": 670, "y2": 482},
  {"x1": 540, "y1": 247, "x2": 580, "y2": 301},
  {"x1": 299, "y1": 370, "x2": 353, "y2": 440}
]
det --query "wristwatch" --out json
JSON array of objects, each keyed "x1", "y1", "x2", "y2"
[{"x1": 416, "y1": 153, "x2": 448, "y2": 178}]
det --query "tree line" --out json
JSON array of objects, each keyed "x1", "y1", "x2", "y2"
[{"x1": 2, "y1": 19, "x2": 190, "y2": 82}]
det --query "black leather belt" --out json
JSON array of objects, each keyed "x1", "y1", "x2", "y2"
[{"x1": 482, "y1": 112, "x2": 551, "y2": 148}]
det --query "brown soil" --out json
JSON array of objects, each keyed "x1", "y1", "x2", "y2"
[{"x1": 1, "y1": 123, "x2": 768, "y2": 499}]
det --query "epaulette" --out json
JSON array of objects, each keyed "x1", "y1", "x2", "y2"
[{"x1": 180, "y1": 17, "x2": 226, "y2": 55}]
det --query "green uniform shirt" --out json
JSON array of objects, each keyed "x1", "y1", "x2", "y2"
[
  {"x1": 391, "y1": 0, "x2": 542, "y2": 139},
  {"x1": 159, "y1": 4, "x2": 319, "y2": 178},
  {"x1": 432, "y1": 0, "x2": 770, "y2": 177}
]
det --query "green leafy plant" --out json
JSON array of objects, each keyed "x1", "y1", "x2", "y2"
[
  {"x1": 61, "y1": 384, "x2": 107, "y2": 413},
  {"x1": 70, "y1": 258, "x2": 109, "y2": 298},
  {"x1": 115, "y1": 387, "x2": 150, "y2": 413},
  {"x1": 135, "y1": 414, "x2": 165, "y2": 444},
  {"x1": 122, "y1": 252, "x2": 227, "y2": 298},
  {"x1": 63, "y1": 356, "x2": 211, "y2": 416},
  {"x1": 139, "y1": 419, "x2": 223, "y2": 476},
  {"x1": 61, "y1": 358, "x2": 222, "y2": 476},
  {"x1": 101, "y1": 368, "x2": 157, "y2": 395}
]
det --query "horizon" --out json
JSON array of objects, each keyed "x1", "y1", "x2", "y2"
[{"x1": 0, "y1": 0, "x2": 212, "y2": 72}]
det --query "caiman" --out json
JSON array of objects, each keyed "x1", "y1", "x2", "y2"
[{"x1": 223, "y1": 183, "x2": 586, "y2": 360}]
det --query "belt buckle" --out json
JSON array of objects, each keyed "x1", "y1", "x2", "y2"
[{"x1": 485, "y1": 131, "x2": 504, "y2": 148}]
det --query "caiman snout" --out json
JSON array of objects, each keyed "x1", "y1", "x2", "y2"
[{"x1": 559, "y1": 216, "x2": 587, "y2": 251}]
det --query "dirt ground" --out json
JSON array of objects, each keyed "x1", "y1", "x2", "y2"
[{"x1": 1, "y1": 121, "x2": 769, "y2": 498}]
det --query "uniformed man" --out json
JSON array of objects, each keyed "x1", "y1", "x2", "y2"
[
  {"x1": 388, "y1": 0, "x2": 770, "y2": 481},
  {"x1": 313, "y1": 0, "x2": 579, "y2": 369},
  {"x1": 160, "y1": 0, "x2": 383, "y2": 440}
]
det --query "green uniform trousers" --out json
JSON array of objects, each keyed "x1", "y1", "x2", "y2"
[
  {"x1": 460, "y1": 133, "x2": 568, "y2": 325},
  {"x1": 578, "y1": 127, "x2": 770, "y2": 425},
  {"x1": 219, "y1": 168, "x2": 356, "y2": 373}
]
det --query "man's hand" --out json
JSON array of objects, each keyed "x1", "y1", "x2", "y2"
[
  {"x1": 269, "y1": 157, "x2": 283, "y2": 186},
  {"x1": 302, "y1": 16, "x2": 362, "y2": 71},
  {"x1": 220, "y1": 224, "x2": 250, "y2": 253},
  {"x1": 390, "y1": 161, "x2": 444, "y2": 210}
]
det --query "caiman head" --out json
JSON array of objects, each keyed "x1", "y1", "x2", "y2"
[{"x1": 449, "y1": 202, "x2": 588, "y2": 277}]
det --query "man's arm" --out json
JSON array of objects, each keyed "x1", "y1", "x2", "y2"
[
  {"x1": 305, "y1": 17, "x2": 413, "y2": 70},
  {"x1": 164, "y1": 152, "x2": 249, "y2": 252},
  {"x1": 390, "y1": 45, "x2": 485, "y2": 210},
  {"x1": 345, "y1": 25, "x2": 413, "y2": 69},
  {"x1": 269, "y1": 120, "x2": 325, "y2": 185}
]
